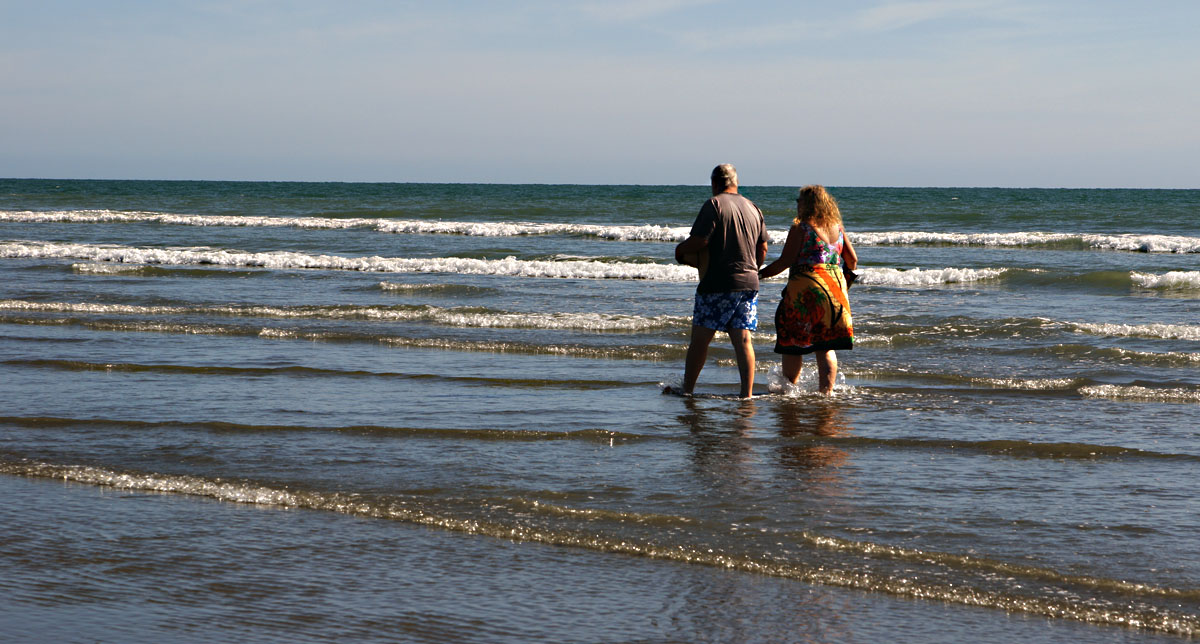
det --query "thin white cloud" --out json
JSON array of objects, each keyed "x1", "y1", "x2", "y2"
[
  {"x1": 664, "y1": 18, "x2": 824, "y2": 52},
  {"x1": 640, "y1": 2, "x2": 1031, "y2": 55},
  {"x1": 577, "y1": 0, "x2": 719, "y2": 22},
  {"x1": 853, "y1": 0, "x2": 1000, "y2": 32}
]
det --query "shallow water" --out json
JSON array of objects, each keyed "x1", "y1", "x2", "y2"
[
  {"x1": 2, "y1": 180, "x2": 1199, "y2": 641},
  {"x1": 2, "y1": 475, "x2": 1189, "y2": 644}
]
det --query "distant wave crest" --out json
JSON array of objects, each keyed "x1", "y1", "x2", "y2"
[
  {"x1": 7, "y1": 210, "x2": 1200, "y2": 252},
  {"x1": 853, "y1": 231, "x2": 1200, "y2": 253},
  {"x1": 0, "y1": 209, "x2": 692, "y2": 242}
]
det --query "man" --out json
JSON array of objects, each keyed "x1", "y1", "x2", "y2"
[{"x1": 672, "y1": 163, "x2": 769, "y2": 398}]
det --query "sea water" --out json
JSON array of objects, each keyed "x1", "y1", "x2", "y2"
[{"x1": 1, "y1": 180, "x2": 1198, "y2": 642}]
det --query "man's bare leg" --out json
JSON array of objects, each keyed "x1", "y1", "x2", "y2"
[
  {"x1": 728, "y1": 327, "x2": 755, "y2": 398},
  {"x1": 682, "y1": 325, "x2": 717, "y2": 394}
]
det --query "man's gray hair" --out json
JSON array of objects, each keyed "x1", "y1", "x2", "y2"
[{"x1": 711, "y1": 163, "x2": 737, "y2": 189}]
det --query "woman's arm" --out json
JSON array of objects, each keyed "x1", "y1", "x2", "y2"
[
  {"x1": 758, "y1": 224, "x2": 802, "y2": 280},
  {"x1": 841, "y1": 227, "x2": 857, "y2": 270}
]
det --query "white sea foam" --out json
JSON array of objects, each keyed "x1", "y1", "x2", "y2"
[
  {"x1": 377, "y1": 281, "x2": 495, "y2": 294},
  {"x1": 0, "y1": 299, "x2": 688, "y2": 331},
  {"x1": 1098, "y1": 348, "x2": 1200, "y2": 365},
  {"x1": 1, "y1": 241, "x2": 696, "y2": 281},
  {"x1": 855, "y1": 267, "x2": 1006, "y2": 286},
  {"x1": 70, "y1": 262, "x2": 147, "y2": 274},
  {"x1": 12, "y1": 209, "x2": 1200, "y2": 252},
  {"x1": 379, "y1": 281, "x2": 433, "y2": 292},
  {"x1": 0, "y1": 300, "x2": 167, "y2": 315},
  {"x1": 855, "y1": 231, "x2": 1074, "y2": 247},
  {"x1": 0, "y1": 209, "x2": 693, "y2": 242},
  {"x1": 2, "y1": 462, "x2": 306, "y2": 507},
  {"x1": 11, "y1": 241, "x2": 1012, "y2": 288},
  {"x1": 853, "y1": 231, "x2": 1200, "y2": 253},
  {"x1": 764, "y1": 363, "x2": 852, "y2": 396},
  {"x1": 967, "y1": 377, "x2": 1079, "y2": 390},
  {"x1": 1068, "y1": 321, "x2": 1200, "y2": 341},
  {"x1": 1131, "y1": 271, "x2": 1200, "y2": 290},
  {"x1": 848, "y1": 368, "x2": 1079, "y2": 390},
  {"x1": 1080, "y1": 385, "x2": 1200, "y2": 404},
  {"x1": 849, "y1": 333, "x2": 893, "y2": 346},
  {"x1": 0, "y1": 299, "x2": 691, "y2": 330},
  {"x1": 257, "y1": 328, "x2": 299, "y2": 339}
]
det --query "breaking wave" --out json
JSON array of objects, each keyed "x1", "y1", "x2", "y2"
[
  {"x1": 854, "y1": 267, "x2": 1006, "y2": 286},
  {"x1": 7, "y1": 241, "x2": 1009, "y2": 287},
  {"x1": 1131, "y1": 271, "x2": 1200, "y2": 290},
  {"x1": 853, "y1": 231, "x2": 1200, "y2": 253},
  {"x1": 1080, "y1": 385, "x2": 1200, "y2": 404},
  {"x1": 2, "y1": 241, "x2": 694, "y2": 281},
  {"x1": 8, "y1": 210, "x2": 1200, "y2": 252},
  {"x1": 0, "y1": 314, "x2": 689, "y2": 361},
  {"x1": 1067, "y1": 321, "x2": 1200, "y2": 342},
  {"x1": 0, "y1": 209, "x2": 692, "y2": 242},
  {"x1": 0, "y1": 299, "x2": 688, "y2": 332}
]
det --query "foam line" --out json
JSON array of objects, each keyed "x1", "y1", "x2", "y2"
[
  {"x1": 0, "y1": 299, "x2": 688, "y2": 332},
  {"x1": 1, "y1": 241, "x2": 695, "y2": 281},
  {"x1": 3, "y1": 241, "x2": 1014, "y2": 286},
  {"x1": 1131, "y1": 271, "x2": 1200, "y2": 289},
  {"x1": 854, "y1": 231, "x2": 1200, "y2": 253},
  {"x1": 8, "y1": 210, "x2": 1200, "y2": 252},
  {"x1": 855, "y1": 266, "x2": 1006, "y2": 286},
  {"x1": 0, "y1": 209, "x2": 693, "y2": 242}
]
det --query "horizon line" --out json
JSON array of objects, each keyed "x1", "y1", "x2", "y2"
[{"x1": 2, "y1": 177, "x2": 1196, "y2": 191}]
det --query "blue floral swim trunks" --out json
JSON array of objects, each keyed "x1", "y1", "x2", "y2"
[{"x1": 692, "y1": 290, "x2": 759, "y2": 331}]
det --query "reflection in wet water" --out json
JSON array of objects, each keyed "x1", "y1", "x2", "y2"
[
  {"x1": 680, "y1": 396, "x2": 856, "y2": 497},
  {"x1": 776, "y1": 401, "x2": 852, "y2": 474},
  {"x1": 682, "y1": 397, "x2": 757, "y2": 479}
]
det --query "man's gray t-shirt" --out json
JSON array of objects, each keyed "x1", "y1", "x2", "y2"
[{"x1": 690, "y1": 192, "x2": 768, "y2": 294}]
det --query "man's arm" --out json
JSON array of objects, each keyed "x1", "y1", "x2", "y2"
[
  {"x1": 675, "y1": 235, "x2": 708, "y2": 265},
  {"x1": 679, "y1": 199, "x2": 717, "y2": 265}
]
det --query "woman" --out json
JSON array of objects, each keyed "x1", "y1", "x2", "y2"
[{"x1": 758, "y1": 185, "x2": 857, "y2": 395}]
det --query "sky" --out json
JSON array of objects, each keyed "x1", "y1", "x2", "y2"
[{"x1": 2, "y1": 1, "x2": 1198, "y2": 187}]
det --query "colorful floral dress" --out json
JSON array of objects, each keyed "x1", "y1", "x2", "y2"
[{"x1": 773, "y1": 222, "x2": 854, "y2": 355}]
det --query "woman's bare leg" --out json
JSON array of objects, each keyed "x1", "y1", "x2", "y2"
[
  {"x1": 782, "y1": 354, "x2": 803, "y2": 384},
  {"x1": 816, "y1": 350, "x2": 838, "y2": 394}
]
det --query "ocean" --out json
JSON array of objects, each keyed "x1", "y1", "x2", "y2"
[{"x1": 1, "y1": 179, "x2": 1198, "y2": 643}]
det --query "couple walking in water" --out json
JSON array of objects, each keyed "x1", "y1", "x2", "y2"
[{"x1": 670, "y1": 163, "x2": 857, "y2": 398}]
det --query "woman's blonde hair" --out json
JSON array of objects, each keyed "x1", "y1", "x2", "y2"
[{"x1": 795, "y1": 185, "x2": 841, "y2": 229}]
